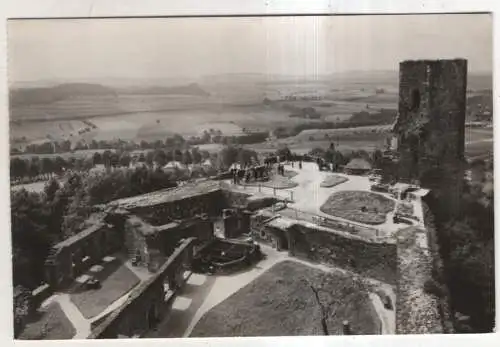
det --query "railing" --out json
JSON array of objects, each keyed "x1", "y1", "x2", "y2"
[{"x1": 277, "y1": 207, "x2": 380, "y2": 237}]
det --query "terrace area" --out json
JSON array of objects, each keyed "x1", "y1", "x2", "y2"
[
  {"x1": 225, "y1": 161, "x2": 420, "y2": 239},
  {"x1": 20, "y1": 253, "x2": 153, "y2": 340}
]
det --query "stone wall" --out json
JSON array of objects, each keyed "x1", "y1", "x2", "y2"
[
  {"x1": 131, "y1": 190, "x2": 225, "y2": 226},
  {"x1": 421, "y1": 200, "x2": 454, "y2": 333},
  {"x1": 123, "y1": 215, "x2": 214, "y2": 272},
  {"x1": 395, "y1": 226, "x2": 443, "y2": 334},
  {"x1": 394, "y1": 200, "x2": 454, "y2": 334},
  {"x1": 88, "y1": 238, "x2": 195, "y2": 339},
  {"x1": 251, "y1": 214, "x2": 397, "y2": 285},
  {"x1": 44, "y1": 222, "x2": 124, "y2": 289},
  {"x1": 220, "y1": 189, "x2": 250, "y2": 208},
  {"x1": 287, "y1": 223, "x2": 397, "y2": 285}
]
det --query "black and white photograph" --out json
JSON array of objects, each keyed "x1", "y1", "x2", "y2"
[{"x1": 7, "y1": 13, "x2": 494, "y2": 340}]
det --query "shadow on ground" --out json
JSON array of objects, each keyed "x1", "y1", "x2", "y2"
[{"x1": 145, "y1": 274, "x2": 218, "y2": 338}]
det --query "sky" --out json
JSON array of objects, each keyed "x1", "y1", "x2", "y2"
[{"x1": 7, "y1": 14, "x2": 493, "y2": 83}]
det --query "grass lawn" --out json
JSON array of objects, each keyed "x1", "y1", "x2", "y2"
[
  {"x1": 396, "y1": 202, "x2": 414, "y2": 216},
  {"x1": 320, "y1": 191, "x2": 395, "y2": 225},
  {"x1": 320, "y1": 175, "x2": 349, "y2": 188},
  {"x1": 18, "y1": 302, "x2": 75, "y2": 340},
  {"x1": 191, "y1": 261, "x2": 379, "y2": 337},
  {"x1": 70, "y1": 261, "x2": 140, "y2": 319}
]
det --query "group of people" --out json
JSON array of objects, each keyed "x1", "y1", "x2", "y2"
[
  {"x1": 230, "y1": 155, "x2": 306, "y2": 185},
  {"x1": 231, "y1": 165, "x2": 269, "y2": 184}
]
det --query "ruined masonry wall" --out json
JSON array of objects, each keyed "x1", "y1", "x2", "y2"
[
  {"x1": 395, "y1": 226, "x2": 442, "y2": 334},
  {"x1": 89, "y1": 238, "x2": 195, "y2": 339},
  {"x1": 287, "y1": 224, "x2": 397, "y2": 285}
]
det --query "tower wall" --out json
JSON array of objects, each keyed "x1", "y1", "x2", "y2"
[{"x1": 394, "y1": 59, "x2": 467, "y2": 217}]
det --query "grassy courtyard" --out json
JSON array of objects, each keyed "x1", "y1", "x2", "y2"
[
  {"x1": 70, "y1": 261, "x2": 140, "y2": 319},
  {"x1": 320, "y1": 175, "x2": 349, "y2": 188},
  {"x1": 18, "y1": 302, "x2": 75, "y2": 340},
  {"x1": 320, "y1": 191, "x2": 396, "y2": 225},
  {"x1": 190, "y1": 261, "x2": 379, "y2": 337}
]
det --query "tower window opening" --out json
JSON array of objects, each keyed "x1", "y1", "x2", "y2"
[{"x1": 410, "y1": 89, "x2": 421, "y2": 111}]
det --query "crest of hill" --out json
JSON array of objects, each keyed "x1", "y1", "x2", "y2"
[
  {"x1": 121, "y1": 83, "x2": 209, "y2": 96},
  {"x1": 9, "y1": 83, "x2": 117, "y2": 107}
]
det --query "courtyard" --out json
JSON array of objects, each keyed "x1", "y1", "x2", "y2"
[
  {"x1": 20, "y1": 253, "x2": 152, "y2": 340},
  {"x1": 230, "y1": 161, "x2": 404, "y2": 238},
  {"x1": 144, "y1": 243, "x2": 394, "y2": 338},
  {"x1": 69, "y1": 256, "x2": 141, "y2": 319},
  {"x1": 190, "y1": 261, "x2": 380, "y2": 336}
]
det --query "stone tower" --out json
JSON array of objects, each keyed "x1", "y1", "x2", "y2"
[{"x1": 393, "y1": 59, "x2": 467, "y2": 217}]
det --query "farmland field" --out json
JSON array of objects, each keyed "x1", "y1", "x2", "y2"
[{"x1": 9, "y1": 75, "x2": 493, "y2": 160}]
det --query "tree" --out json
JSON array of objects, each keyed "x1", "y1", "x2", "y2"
[
  {"x1": 92, "y1": 152, "x2": 102, "y2": 166},
  {"x1": 182, "y1": 150, "x2": 193, "y2": 165},
  {"x1": 219, "y1": 146, "x2": 239, "y2": 169},
  {"x1": 43, "y1": 178, "x2": 60, "y2": 203},
  {"x1": 165, "y1": 137, "x2": 175, "y2": 147},
  {"x1": 102, "y1": 150, "x2": 112, "y2": 168},
  {"x1": 191, "y1": 147, "x2": 202, "y2": 164},
  {"x1": 10, "y1": 158, "x2": 27, "y2": 182},
  {"x1": 83, "y1": 157, "x2": 94, "y2": 171},
  {"x1": 110, "y1": 152, "x2": 120, "y2": 168},
  {"x1": 28, "y1": 157, "x2": 41, "y2": 180},
  {"x1": 54, "y1": 156, "x2": 67, "y2": 175},
  {"x1": 10, "y1": 189, "x2": 52, "y2": 289},
  {"x1": 301, "y1": 276, "x2": 367, "y2": 335},
  {"x1": 201, "y1": 150, "x2": 210, "y2": 160},
  {"x1": 61, "y1": 188, "x2": 91, "y2": 238},
  {"x1": 310, "y1": 147, "x2": 325, "y2": 158},
  {"x1": 201, "y1": 130, "x2": 211, "y2": 144},
  {"x1": 74, "y1": 158, "x2": 85, "y2": 171},
  {"x1": 153, "y1": 149, "x2": 167, "y2": 167},
  {"x1": 173, "y1": 149, "x2": 183, "y2": 162},
  {"x1": 371, "y1": 149, "x2": 383, "y2": 169},
  {"x1": 145, "y1": 151, "x2": 154, "y2": 167},
  {"x1": 276, "y1": 146, "x2": 292, "y2": 161},
  {"x1": 119, "y1": 152, "x2": 132, "y2": 168},
  {"x1": 172, "y1": 134, "x2": 185, "y2": 147}
]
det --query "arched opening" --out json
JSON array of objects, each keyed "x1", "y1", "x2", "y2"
[{"x1": 410, "y1": 88, "x2": 421, "y2": 111}]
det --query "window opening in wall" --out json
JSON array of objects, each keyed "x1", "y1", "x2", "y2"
[{"x1": 410, "y1": 88, "x2": 421, "y2": 111}]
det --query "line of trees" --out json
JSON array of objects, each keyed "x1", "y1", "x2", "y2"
[
  {"x1": 11, "y1": 142, "x2": 263, "y2": 185},
  {"x1": 11, "y1": 165, "x2": 180, "y2": 291},
  {"x1": 305, "y1": 143, "x2": 384, "y2": 171},
  {"x1": 11, "y1": 142, "x2": 262, "y2": 291},
  {"x1": 12, "y1": 129, "x2": 270, "y2": 156}
]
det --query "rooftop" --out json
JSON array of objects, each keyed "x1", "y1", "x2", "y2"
[
  {"x1": 53, "y1": 222, "x2": 106, "y2": 250},
  {"x1": 108, "y1": 180, "x2": 221, "y2": 210},
  {"x1": 345, "y1": 158, "x2": 372, "y2": 170}
]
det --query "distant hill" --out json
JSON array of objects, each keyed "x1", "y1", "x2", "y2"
[
  {"x1": 10, "y1": 83, "x2": 116, "y2": 107},
  {"x1": 121, "y1": 83, "x2": 209, "y2": 96}
]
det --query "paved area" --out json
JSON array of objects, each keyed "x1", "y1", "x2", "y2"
[{"x1": 230, "y1": 162, "x2": 407, "y2": 238}]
